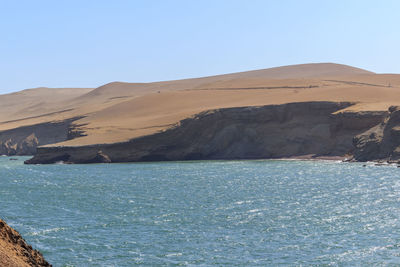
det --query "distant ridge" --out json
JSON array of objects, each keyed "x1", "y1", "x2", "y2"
[
  {"x1": 81, "y1": 63, "x2": 374, "y2": 98},
  {"x1": 208, "y1": 62, "x2": 374, "y2": 80}
]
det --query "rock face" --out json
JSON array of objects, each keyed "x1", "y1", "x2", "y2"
[
  {"x1": 0, "y1": 219, "x2": 51, "y2": 267},
  {"x1": 82, "y1": 150, "x2": 112, "y2": 164},
  {"x1": 0, "y1": 117, "x2": 85, "y2": 156},
  {"x1": 353, "y1": 106, "x2": 400, "y2": 161},
  {"x1": 25, "y1": 102, "x2": 386, "y2": 164}
]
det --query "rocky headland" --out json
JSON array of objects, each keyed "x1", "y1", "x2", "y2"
[
  {"x1": 0, "y1": 117, "x2": 84, "y2": 156},
  {"x1": 353, "y1": 106, "x2": 400, "y2": 162},
  {"x1": 0, "y1": 219, "x2": 50, "y2": 267},
  {"x1": 1, "y1": 63, "x2": 400, "y2": 164},
  {"x1": 25, "y1": 101, "x2": 386, "y2": 164}
]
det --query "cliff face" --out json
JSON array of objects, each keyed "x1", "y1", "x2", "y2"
[
  {"x1": 25, "y1": 102, "x2": 386, "y2": 164},
  {"x1": 0, "y1": 117, "x2": 84, "y2": 156},
  {"x1": 353, "y1": 106, "x2": 400, "y2": 162},
  {"x1": 0, "y1": 219, "x2": 50, "y2": 267}
]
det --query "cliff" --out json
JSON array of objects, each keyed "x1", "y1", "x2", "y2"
[
  {"x1": 25, "y1": 102, "x2": 386, "y2": 164},
  {"x1": 0, "y1": 219, "x2": 50, "y2": 267},
  {"x1": 353, "y1": 106, "x2": 400, "y2": 162},
  {"x1": 0, "y1": 117, "x2": 84, "y2": 156},
  {"x1": 3, "y1": 63, "x2": 400, "y2": 161}
]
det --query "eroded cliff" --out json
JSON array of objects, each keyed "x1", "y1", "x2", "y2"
[
  {"x1": 0, "y1": 117, "x2": 84, "y2": 156},
  {"x1": 353, "y1": 106, "x2": 400, "y2": 162},
  {"x1": 25, "y1": 102, "x2": 386, "y2": 164}
]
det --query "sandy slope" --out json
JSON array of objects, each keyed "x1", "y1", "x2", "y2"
[
  {"x1": 2, "y1": 63, "x2": 400, "y2": 147},
  {"x1": 0, "y1": 87, "x2": 93, "y2": 128}
]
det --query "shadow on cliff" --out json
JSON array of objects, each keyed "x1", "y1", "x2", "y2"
[{"x1": 25, "y1": 101, "x2": 386, "y2": 164}]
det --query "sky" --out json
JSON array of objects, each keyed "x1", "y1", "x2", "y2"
[{"x1": 0, "y1": 0, "x2": 399, "y2": 93}]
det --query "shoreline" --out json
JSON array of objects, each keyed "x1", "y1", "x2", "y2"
[
  {"x1": 5, "y1": 155, "x2": 400, "y2": 169},
  {"x1": 24, "y1": 102, "x2": 386, "y2": 165},
  {"x1": 0, "y1": 154, "x2": 353, "y2": 163}
]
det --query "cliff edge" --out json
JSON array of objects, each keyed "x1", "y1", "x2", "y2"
[
  {"x1": 25, "y1": 102, "x2": 386, "y2": 164},
  {"x1": 0, "y1": 219, "x2": 50, "y2": 267},
  {"x1": 0, "y1": 117, "x2": 84, "y2": 156},
  {"x1": 353, "y1": 106, "x2": 400, "y2": 162}
]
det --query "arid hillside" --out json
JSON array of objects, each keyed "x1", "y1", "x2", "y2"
[{"x1": 2, "y1": 63, "x2": 400, "y2": 153}]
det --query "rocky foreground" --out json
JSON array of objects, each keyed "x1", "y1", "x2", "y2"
[
  {"x1": 0, "y1": 219, "x2": 50, "y2": 267},
  {"x1": 25, "y1": 101, "x2": 387, "y2": 164}
]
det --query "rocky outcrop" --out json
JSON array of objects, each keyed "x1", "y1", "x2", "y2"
[
  {"x1": 81, "y1": 150, "x2": 112, "y2": 164},
  {"x1": 25, "y1": 102, "x2": 386, "y2": 164},
  {"x1": 353, "y1": 106, "x2": 400, "y2": 162},
  {"x1": 0, "y1": 117, "x2": 85, "y2": 156},
  {"x1": 0, "y1": 219, "x2": 51, "y2": 267}
]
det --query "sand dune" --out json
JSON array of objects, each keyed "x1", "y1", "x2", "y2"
[
  {"x1": 0, "y1": 87, "x2": 93, "y2": 126},
  {"x1": 1, "y1": 63, "x2": 400, "y2": 147}
]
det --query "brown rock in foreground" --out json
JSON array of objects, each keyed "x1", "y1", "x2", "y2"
[{"x1": 0, "y1": 219, "x2": 51, "y2": 267}]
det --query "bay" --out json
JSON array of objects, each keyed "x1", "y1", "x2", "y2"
[{"x1": 1, "y1": 156, "x2": 400, "y2": 266}]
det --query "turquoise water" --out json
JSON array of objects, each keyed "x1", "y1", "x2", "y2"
[{"x1": 1, "y1": 157, "x2": 400, "y2": 266}]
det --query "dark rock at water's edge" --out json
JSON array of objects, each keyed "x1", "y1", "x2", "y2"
[
  {"x1": 25, "y1": 101, "x2": 386, "y2": 164},
  {"x1": 89, "y1": 150, "x2": 112, "y2": 163},
  {"x1": 50, "y1": 150, "x2": 112, "y2": 164},
  {"x1": 0, "y1": 117, "x2": 86, "y2": 156},
  {"x1": 0, "y1": 219, "x2": 51, "y2": 267},
  {"x1": 353, "y1": 106, "x2": 400, "y2": 162}
]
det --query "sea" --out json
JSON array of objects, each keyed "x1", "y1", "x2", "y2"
[{"x1": 1, "y1": 156, "x2": 400, "y2": 266}]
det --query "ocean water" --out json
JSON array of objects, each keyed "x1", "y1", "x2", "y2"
[{"x1": 1, "y1": 157, "x2": 400, "y2": 266}]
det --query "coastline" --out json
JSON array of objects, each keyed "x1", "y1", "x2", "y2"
[{"x1": 24, "y1": 102, "x2": 386, "y2": 165}]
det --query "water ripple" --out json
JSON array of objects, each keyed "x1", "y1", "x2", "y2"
[{"x1": 1, "y1": 158, "x2": 400, "y2": 265}]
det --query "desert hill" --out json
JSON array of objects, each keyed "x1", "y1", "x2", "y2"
[{"x1": 2, "y1": 62, "x2": 400, "y2": 157}]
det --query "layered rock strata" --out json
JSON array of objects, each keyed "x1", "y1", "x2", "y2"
[
  {"x1": 0, "y1": 117, "x2": 84, "y2": 156},
  {"x1": 25, "y1": 102, "x2": 386, "y2": 164},
  {"x1": 353, "y1": 106, "x2": 400, "y2": 162}
]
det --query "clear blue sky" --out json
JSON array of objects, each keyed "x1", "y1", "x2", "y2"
[{"x1": 0, "y1": 0, "x2": 399, "y2": 93}]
